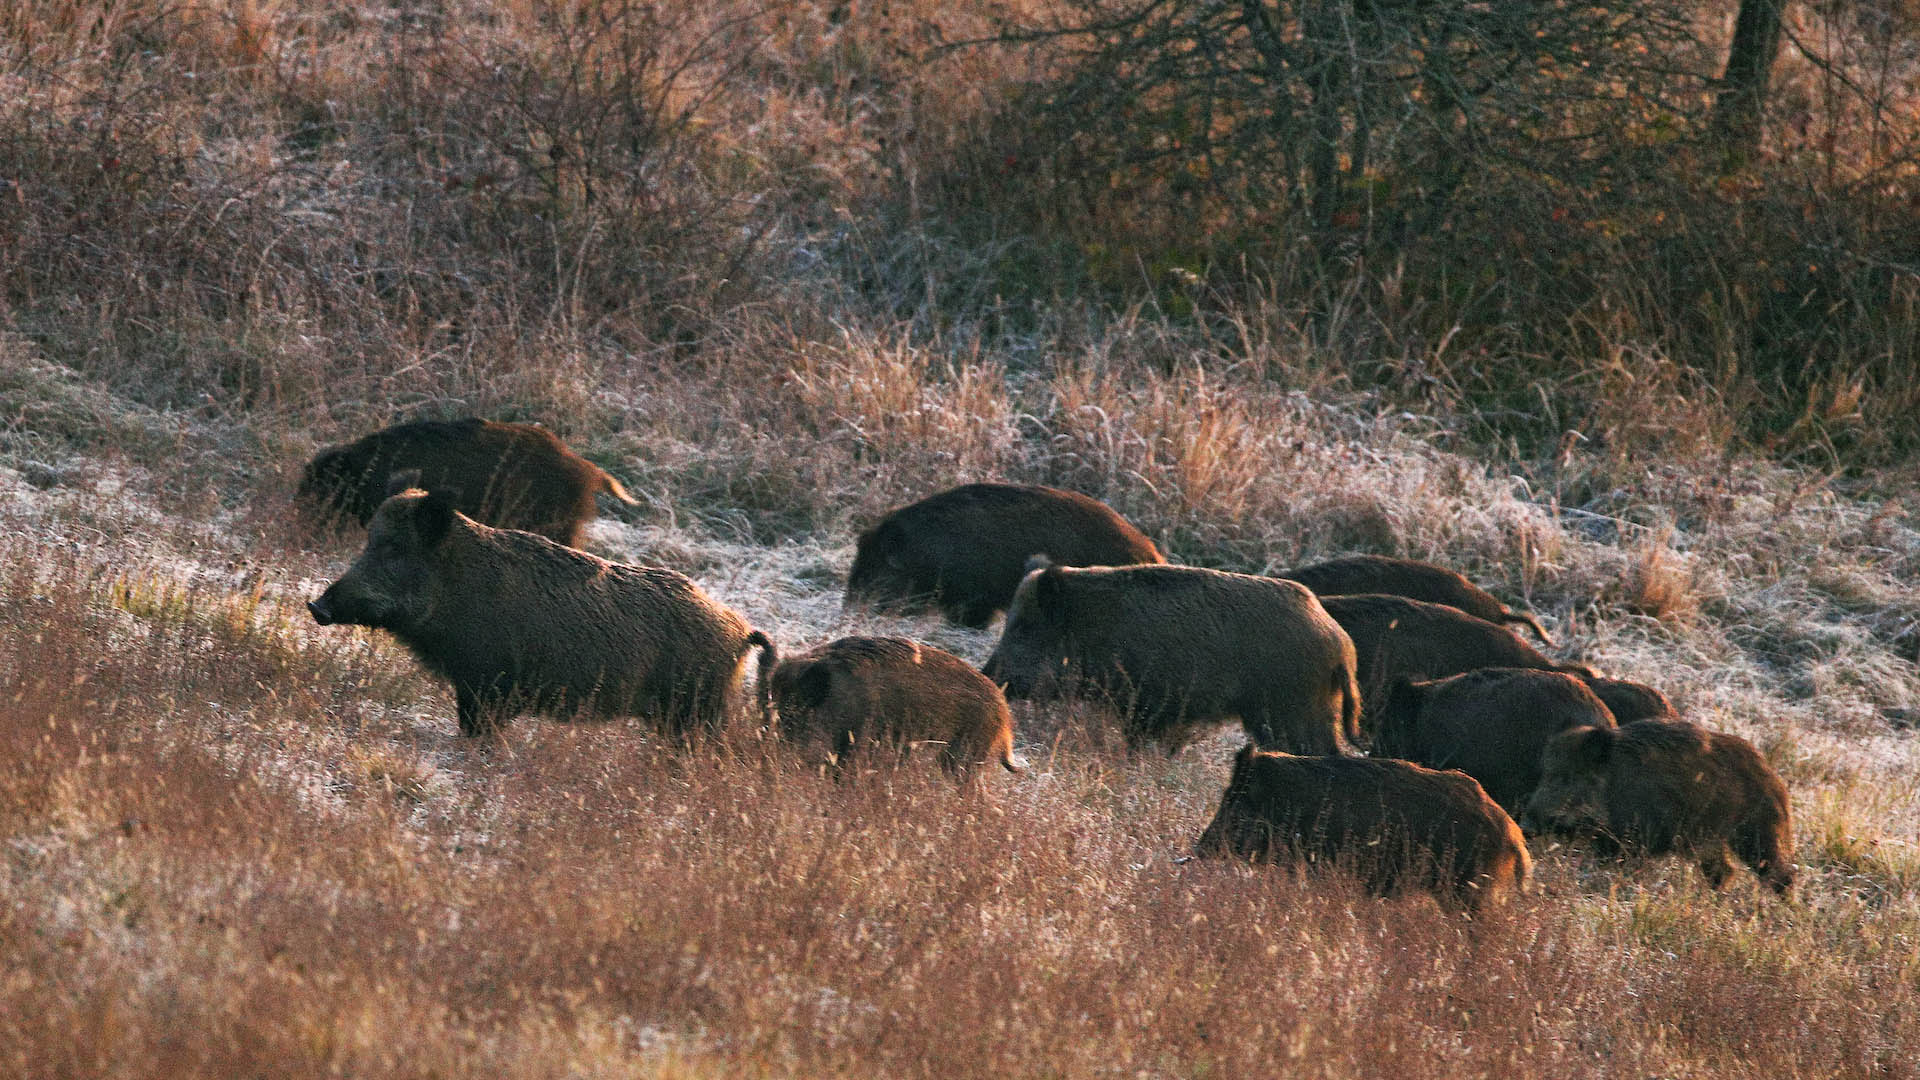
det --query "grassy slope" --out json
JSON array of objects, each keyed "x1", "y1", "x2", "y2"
[{"x1": 2, "y1": 1, "x2": 1918, "y2": 1076}]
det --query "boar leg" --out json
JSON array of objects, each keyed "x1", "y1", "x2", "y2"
[
  {"x1": 455, "y1": 686, "x2": 504, "y2": 739},
  {"x1": 935, "y1": 739, "x2": 985, "y2": 784},
  {"x1": 1695, "y1": 846, "x2": 1737, "y2": 890},
  {"x1": 829, "y1": 727, "x2": 861, "y2": 780},
  {"x1": 1732, "y1": 826, "x2": 1794, "y2": 896},
  {"x1": 947, "y1": 598, "x2": 999, "y2": 629}
]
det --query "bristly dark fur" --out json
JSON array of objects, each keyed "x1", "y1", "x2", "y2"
[
  {"x1": 1279, "y1": 554, "x2": 1554, "y2": 644},
  {"x1": 845, "y1": 483, "x2": 1163, "y2": 628},
  {"x1": 311, "y1": 488, "x2": 768, "y2": 738},
  {"x1": 982, "y1": 563, "x2": 1361, "y2": 755},
  {"x1": 1582, "y1": 676, "x2": 1677, "y2": 723},
  {"x1": 1372, "y1": 668, "x2": 1617, "y2": 811},
  {"x1": 298, "y1": 417, "x2": 636, "y2": 547},
  {"x1": 1193, "y1": 745, "x2": 1532, "y2": 911},
  {"x1": 770, "y1": 636, "x2": 1019, "y2": 780},
  {"x1": 1316, "y1": 594, "x2": 1591, "y2": 744},
  {"x1": 1528, "y1": 718, "x2": 1794, "y2": 895}
]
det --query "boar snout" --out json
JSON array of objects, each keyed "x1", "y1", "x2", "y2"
[
  {"x1": 307, "y1": 596, "x2": 337, "y2": 625},
  {"x1": 979, "y1": 656, "x2": 1018, "y2": 694},
  {"x1": 981, "y1": 652, "x2": 1054, "y2": 701},
  {"x1": 989, "y1": 669, "x2": 1034, "y2": 701}
]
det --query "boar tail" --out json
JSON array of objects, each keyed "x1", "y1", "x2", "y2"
[
  {"x1": 1337, "y1": 663, "x2": 1364, "y2": 753},
  {"x1": 598, "y1": 469, "x2": 640, "y2": 506},
  {"x1": 1510, "y1": 824, "x2": 1536, "y2": 898},
  {"x1": 991, "y1": 722, "x2": 1026, "y2": 774},
  {"x1": 747, "y1": 631, "x2": 778, "y2": 729},
  {"x1": 1503, "y1": 609, "x2": 1553, "y2": 646}
]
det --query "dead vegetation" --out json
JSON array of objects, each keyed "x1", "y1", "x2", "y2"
[
  {"x1": 3, "y1": 540, "x2": 1917, "y2": 1078},
  {"x1": 2, "y1": 0, "x2": 1919, "y2": 1075}
]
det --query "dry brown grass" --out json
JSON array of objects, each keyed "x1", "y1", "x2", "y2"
[
  {"x1": 4, "y1": 0, "x2": 1920, "y2": 1075},
  {"x1": 3, "y1": 540, "x2": 1917, "y2": 1079},
  {"x1": 1623, "y1": 531, "x2": 1702, "y2": 623}
]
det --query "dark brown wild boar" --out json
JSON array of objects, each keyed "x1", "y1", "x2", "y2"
[
  {"x1": 771, "y1": 636, "x2": 1020, "y2": 780},
  {"x1": 845, "y1": 483, "x2": 1163, "y2": 628},
  {"x1": 1372, "y1": 668, "x2": 1617, "y2": 812},
  {"x1": 1278, "y1": 554, "x2": 1553, "y2": 644},
  {"x1": 1523, "y1": 719, "x2": 1794, "y2": 895},
  {"x1": 980, "y1": 561, "x2": 1360, "y2": 754},
  {"x1": 308, "y1": 481, "x2": 775, "y2": 738},
  {"x1": 298, "y1": 417, "x2": 636, "y2": 547},
  {"x1": 1191, "y1": 745, "x2": 1532, "y2": 911},
  {"x1": 1581, "y1": 675, "x2": 1676, "y2": 723},
  {"x1": 1315, "y1": 594, "x2": 1594, "y2": 742}
]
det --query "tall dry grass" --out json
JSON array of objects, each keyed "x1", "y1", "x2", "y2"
[
  {"x1": 3, "y1": 542, "x2": 1916, "y2": 1079},
  {"x1": 3, "y1": 0, "x2": 1920, "y2": 1075}
]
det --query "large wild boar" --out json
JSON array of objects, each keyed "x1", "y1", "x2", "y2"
[
  {"x1": 845, "y1": 483, "x2": 1164, "y2": 628},
  {"x1": 1278, "y1": 554, "x2": 1553, "y2": 644},
  {"x1": 980, "y1": 561, "x2": 1360, "y2": 754},
  {"x1": 770, "y1": 636, "x2": 1020, "y2": 780},
  {"x1": 1581, "y1": 675, "x2": 1676, "y2": 723},
  {"x1": 307, "y1": 481, "x2": 775, "y2": 738},
  {"x1": 1523, "y1": 719, "x2": 1794, "y2": 895},
  {"x1": 1372, "y1": 668, "x2": 1617, "y2": 812},
  {"x1": 1315, "y1": 594, "x2": 1594, "y2": 742},
  {"x1": 298, "y1": 417, "x2": 636, "y2": 547},
  {"x1": 1191, "y1": 745, "x2": 1532, "y2": 911}
]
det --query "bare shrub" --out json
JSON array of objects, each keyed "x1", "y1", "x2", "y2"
[
  {"x1": 788, "y1": 325, "x2": 1019, "y2": 504},
  {"x1": 1625, "y1": 533, "x2": 1701, "y2": 623}
]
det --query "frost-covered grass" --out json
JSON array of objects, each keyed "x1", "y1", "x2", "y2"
[
  {"x1": 3, "y1": 346, "x2": 1918, "y2": 1074},
  {"x1": 3, "y1": 508, "x2": 1918, "y2": 1078},
  {"x1": 4, "y1": 0, "x2": 1919, "y2": 1073}
]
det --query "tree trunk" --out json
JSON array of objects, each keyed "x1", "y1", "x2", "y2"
[
  {"x1": 1303, "y1": 0, "x2": 1349, "y2": 232},
  {"x1": 1711, "y1": 0, "x2": 1788, "y2": 157}
]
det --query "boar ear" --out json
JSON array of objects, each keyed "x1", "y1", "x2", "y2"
[
  {"x1": 1569, "y1": 724, "x2": 1614, "y2": 767},
  {"x1": 1028, "y1": 563, "x2": 1066, "y2": 609},
  {"x1": 385, "y1": 468, "x2": 424, "y2": 498},
  {"x1": 414, "y1": 489, "x2": 460, "y2": 547},
  {"x1": 788, "y1": 664, "x2": 834, "y2": 710},
  {"x1": 1377, "y1": 676, "x2": 1422, "y2": 729},
  {"x1": 1385, "y1": 675, "x2": 1423, "y2": 708}
]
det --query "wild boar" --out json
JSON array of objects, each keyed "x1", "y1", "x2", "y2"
[
  {"x1": 1581, "y1": 675, "x2": 1677, "y2": 723},
  {"x1": 1278, "y1": 554, "x2": 1552, "y2": 644},
  {"x1": 1372, "y1": 668, "x2": 1617, "y2": 812},
  {"x1": 298, "y1": 417, "x2": 636, "y2": 547},
  {"x1": 1191, "y1": 745, "x2": 1532, "y2": 911},
  {"x1": 980, "y1": 561, "x2": 1360, "y2": 754},
  {"x1": 845, "y1": 483, "x2": 1163, "y2": 628},
  {"x1": 1315, "y1": 594, "x2": 1595, "y2": 742},
  {"x1": 307, "y1": 481, "x2": 775, "y2": 738},
  {"x1": 1523, "y1": 719, "x2": 1794, "y2": 895},
  {"x1": 770, "y1": 636, "x2": 1020, "y2": 780}
]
